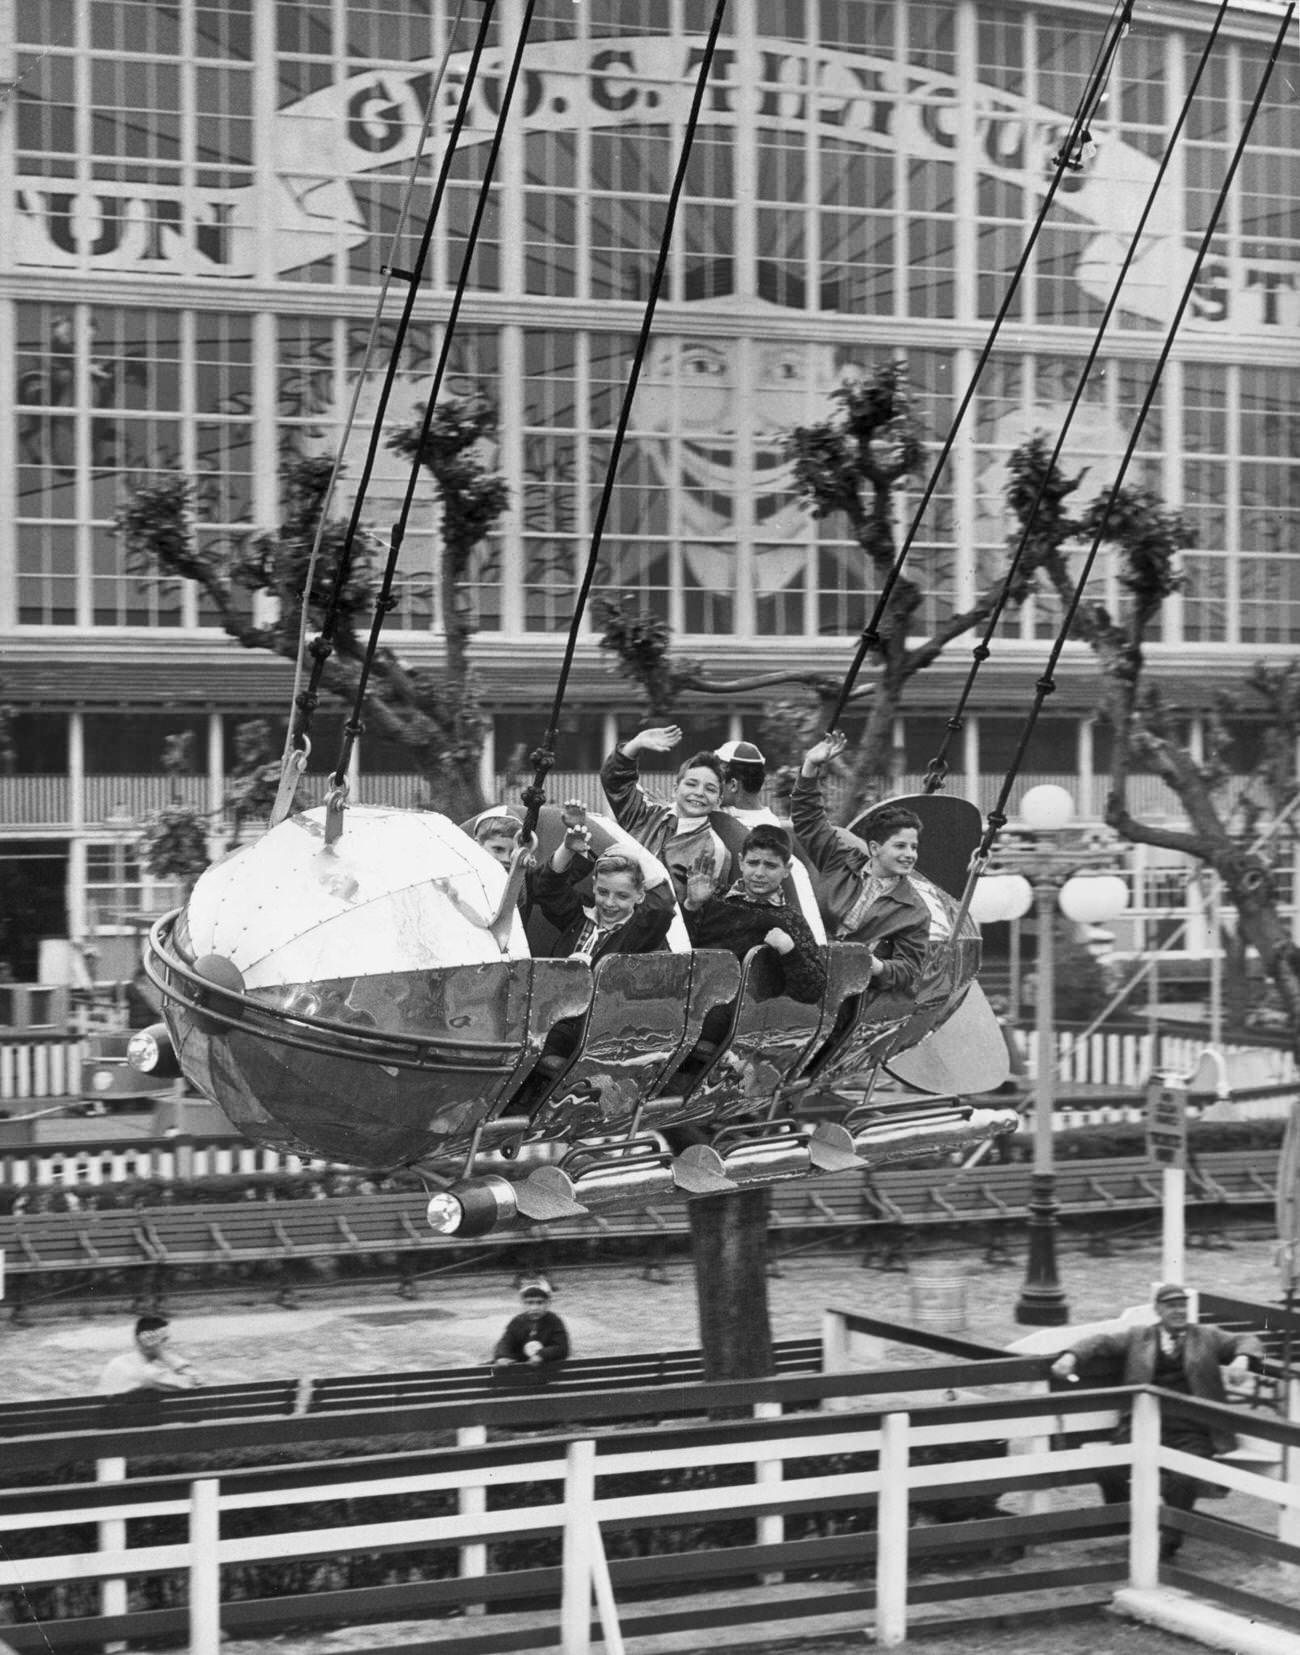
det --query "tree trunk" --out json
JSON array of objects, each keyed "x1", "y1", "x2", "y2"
[
  {"x1": 689, "y1": 1189, "x2": 775, "y2": 1381},
  {"x1": 425, "y1": 755, "x2": 487, "y2": 821}
]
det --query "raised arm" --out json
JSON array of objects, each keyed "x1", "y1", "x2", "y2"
[{"x1": 790, "y1": 733, "x2": 849, "y2": 876}]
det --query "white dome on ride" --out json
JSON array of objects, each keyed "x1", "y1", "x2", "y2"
[{"x1": 184, "y1": 805, "x2": 528, "y2": 986}]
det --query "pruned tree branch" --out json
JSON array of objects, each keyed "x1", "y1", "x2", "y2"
[{"x1": 115, "y1": 395, "x2": 507, "y2": 821}]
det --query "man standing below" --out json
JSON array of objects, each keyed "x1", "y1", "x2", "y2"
[
  {"x1": 599, "y1": 725, "x2": 732, "y2": 902},
  {"x1": 95, "y1": 1314, "x2": 201, "y2": 1396},
  {"x1": 791, "y1": 731, "x2": 929, "y2": 996},
  {"x1": 1050, "y1": 1284, "x2": 1263, "y2": 1559},
  {"x1": 492, "y1": 1279, "x2": 570, "y2": 1373}
]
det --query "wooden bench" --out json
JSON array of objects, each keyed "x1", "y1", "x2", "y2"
[
  {"x1": 0, "y1": 1337, "x2": 825, "y2": 1439},
  {"x1": 0, "y1": 1195, "x2": 441, "y2": 1311},
  {"x1": 0, "y1": 1152, "x2": 1278, "y2": 1312},
  {"x1": 304, "y1": 1336, "x2": 824, "y2": 1411}
]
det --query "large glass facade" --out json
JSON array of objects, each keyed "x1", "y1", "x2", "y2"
[{"x1": 5, "y1": 0, "x2": 1298, "y2": 646}]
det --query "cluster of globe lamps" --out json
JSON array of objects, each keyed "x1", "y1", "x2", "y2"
[{"x1": 970, "y1": 784, "x2": 1130, "y2": 1325}]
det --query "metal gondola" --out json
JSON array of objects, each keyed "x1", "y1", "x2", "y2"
[
  {"x1": 126, "y1": 0, "x2": 1134, "y2": 1234},
  {"x1": 136, "y1": 784, "x2": 1017, "y2": 1237}
]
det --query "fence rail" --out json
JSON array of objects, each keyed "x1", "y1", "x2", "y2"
[
  {"x1": 3, "y1": 1022, "x2": 1293, "y2": 1114},
  {"x1": 0, "y1": 1038, "x2": 84, "y2": 1102},
  {"x1": 0, "y1": 770, "x2": 1261, "y2": 829},
  {"x1": 0, "y1": 1353, "x2": 1295, "y2": 1655}
]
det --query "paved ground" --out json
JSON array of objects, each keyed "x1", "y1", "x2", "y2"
[
  {"x1": 2, "y1": 1224, "x2": 1292, "y2": 1655},
  {"x1": 0, "y1": 1224, "x2": 1284, "y2": 1400}
]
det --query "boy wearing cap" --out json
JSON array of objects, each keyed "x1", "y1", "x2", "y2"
[
  {"x1": 492, "y1": 1279, "x2": 570, "y2": 1371},
  {"x1": 715, "y1": 738, "x2": 827, "y2": 943},
  {"x1": 1051, "y1": 1283, "x2": 1263, "y2": 1558},
  {"x1": 714, "y1": 740, "x2": 769, "y2": 824},
  {"x1": 471, "y1": 812, "x2": 526, "y2": 869}
]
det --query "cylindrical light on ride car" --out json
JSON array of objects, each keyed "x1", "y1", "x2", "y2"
[
  {"x1": 126, "y1": 1022, "x2": 182, "y2": 1079},
  {"x1": 425, "y1": 1176, "x2": 519, "y2": 1238}
]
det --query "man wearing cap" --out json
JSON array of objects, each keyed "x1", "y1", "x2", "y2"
[
  {"x1": 95, "y1": 1314, "x2": 201, "y2": 1396},
  {"x1": 1050, "y1": 1284, "x2": 1263, "y2": 1558},
  {"x1": 491, "y1": 1279, "x2": 570, "y2": 1373}
]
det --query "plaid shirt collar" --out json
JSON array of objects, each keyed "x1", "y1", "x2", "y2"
[{"x1": 724, "y1": 881, "x2": 782, "y2": 906}]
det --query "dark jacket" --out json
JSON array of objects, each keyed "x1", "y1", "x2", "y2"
[
  {"x1": 1066, "y1": 1322, "x2": 1264, "y2": 1453},
  {"x1": 493, "y1": 1309, "x2": 570, "y2": 1365},
  {"x1": 789, "y1": 773, "x2": 930, "y2": 994},
  {"x1": 683, "y1": 887, "x2": 827, "y2": 1004},
  {"x1": 531, "y1": 856, "x2": 672, "y2": 961}
]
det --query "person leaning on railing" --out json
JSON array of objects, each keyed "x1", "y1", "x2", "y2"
[{"x1": 1050, "y1": 1283, "x2": 1264, "y2": 1561}]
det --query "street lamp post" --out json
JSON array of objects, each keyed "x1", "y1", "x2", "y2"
[{"x1": 971, "y1": 785, "x2": 1129, "y2": 1327}]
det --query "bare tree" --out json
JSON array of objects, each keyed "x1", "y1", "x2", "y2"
[
  {"x1": 600, "y1": 362, "x2": 1065, "y2": 822},
  {"x1": 1007, "y1": 438, "x2": 1299, "y2": 1056},
  {"x1": 134, "y1": 721, "x2": 300, "y2": 899},
  {"x1": 782, "y1": 363, "x2": 1046, "y2": 812},
  {"x1": 115, "y1": 393, "x2": 508, "y2": 821}
]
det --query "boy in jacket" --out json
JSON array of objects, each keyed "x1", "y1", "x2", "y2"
[
  {"x1": 682, "y1": 823, "x2": 826, "y2": 1004},
  {"x1": 599, "y1": 724, "x2": 733, "y2": 901},
  {"x1": 531, "y1": 818, "x2": 672, "y2": 963},
  {"x1": 791, "y1": 731, "x2": 930, "y2": 996}
]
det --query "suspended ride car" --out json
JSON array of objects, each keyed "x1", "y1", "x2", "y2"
[{"x1": 136, "y1": 789, "x2": 1017, "y2": 1236}]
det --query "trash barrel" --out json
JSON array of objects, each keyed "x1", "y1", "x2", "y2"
[{"x1": 908, "y1": 1263, "x2": 968, "y2": 1333}]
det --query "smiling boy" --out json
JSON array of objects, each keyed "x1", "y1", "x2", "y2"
[
  {"x1": 791, "y1": 731, "x2": 930, "y2": 996},
  {"x1": 531, "y1": 816, "x2": 672, "y2": 963},
  {"x1": 599, "y1": 724, "x2": 733, "y2": 901}
]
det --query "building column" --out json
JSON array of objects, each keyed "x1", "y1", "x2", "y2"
[
  {"x1": 67, "y1": 711, "x2": 87, "y2": 943},
  {"x1": 207, "y1": 712, "x2": 224, "y2": 857},
  {"x1": 963, "y1": 716, "x2": 980, "y2": 809},
  {"x1": 0, "y1": 296, "x2": 16, "y2": 627},
  {"x1": 1077, "y1": 718, "x2": 1095, "y2": 819}
]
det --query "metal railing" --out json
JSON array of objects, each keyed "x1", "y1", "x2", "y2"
[{"x1": 0, "y1": 770, "x2": 1250, "y2": 828}]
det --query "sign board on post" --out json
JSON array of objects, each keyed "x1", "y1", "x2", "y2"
[{"x1": 1146, "y1": 1073, "x2": 1189, "y2": 1168}]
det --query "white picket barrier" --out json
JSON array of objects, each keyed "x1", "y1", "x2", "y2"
[
  {"x1": 3, "y1": 1382, "x2": 1295, "y2": 1654},
  {"x1": 0, "y1": 1038, "x2": 84, "y2": 1100}
]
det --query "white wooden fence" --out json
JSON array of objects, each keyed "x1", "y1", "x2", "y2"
[
  {"x1": 3, "y1": 1381, "x2": 1296, "y2": 1655},
  {"x1": 2, "y1": 1027, "x2": 1292, "y2": 1111},
  {"x1": 2, "y1": 1141, "x2": 325, "y2": 1188},
  {"x1": 0, "y1": 1025, "x2": 1293, "y2": 1193},
  {"x1": 0, "y1": 1037, "x2": 83, "y2": 1101}
]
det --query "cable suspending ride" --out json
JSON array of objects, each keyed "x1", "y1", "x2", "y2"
[{"x1": 130, "y1": 0, "x2": 1273, "y2": 1237}]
